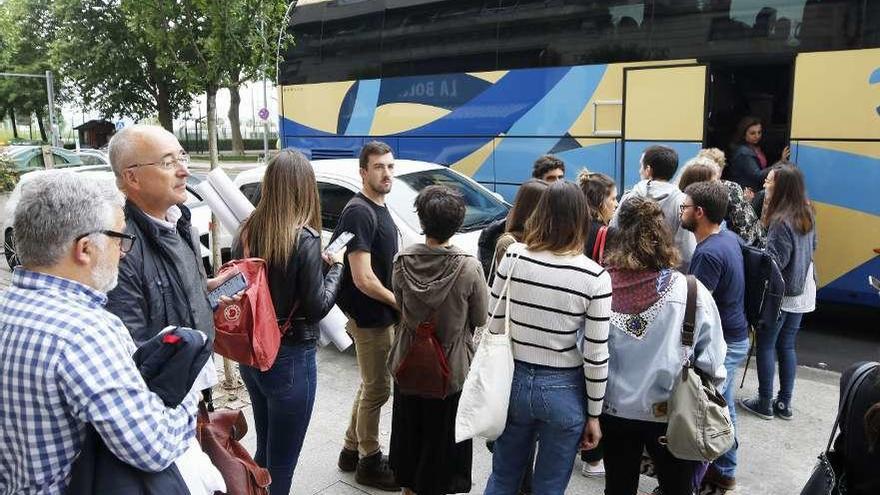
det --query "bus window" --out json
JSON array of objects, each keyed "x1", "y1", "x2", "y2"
[
  {"x1": 382, "y1": 0, "x2": 502, "y2": 77},
  {"x1": 496, "y1": 0, "x2": 651, "y2": 69},
  {"x1": 319, "y1": 0, "x2": 385, "y2": 82}
]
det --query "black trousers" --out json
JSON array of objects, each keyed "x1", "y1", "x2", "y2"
[{"x1": 600, "y1": 414, "x2": 697, "y2": 495}]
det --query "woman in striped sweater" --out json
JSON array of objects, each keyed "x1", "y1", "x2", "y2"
[{"x1": 483, "y1": 181, "x2": 612, "y2": 495}]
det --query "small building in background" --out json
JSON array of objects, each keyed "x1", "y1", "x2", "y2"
[{"x1": 74, "y1": 120, "x2": 115, "y2": 149}]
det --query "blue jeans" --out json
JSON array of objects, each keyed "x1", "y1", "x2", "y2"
[
  {"x1": 484, "y1": 361, "x2": 586, "y2": 495},
  {"x1": 712, "y1": 338, "x2": 750, "y2": 478},
  {"x1": 240, "y1": 342, "x2": 317, "y2": 495},
  {"x1": 757, "y1": 311, "x2": 803, "y2": 405}
]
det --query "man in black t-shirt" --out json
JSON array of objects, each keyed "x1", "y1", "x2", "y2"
[{"x1": 333, "y1": 141, "x2": 400, "y2": 491}]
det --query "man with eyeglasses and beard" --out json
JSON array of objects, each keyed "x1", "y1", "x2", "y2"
[
  {"x1": 0, "y1": 172, "x2": 197, "y2": 493},
  {"x1": 105, "y1": 125, "x2": 231, "y2": 398}
]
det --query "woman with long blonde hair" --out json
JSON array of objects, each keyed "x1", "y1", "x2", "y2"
[{"x1": 233, "y1": 149, "x2": 344, "y2": 494}]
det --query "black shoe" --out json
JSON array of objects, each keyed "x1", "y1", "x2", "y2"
[
  {"x1": 740, "y1": 396, "x2": 774, "y2": 420},
  {"x1": 703, "y1": 465, "x2": 737, "y2": 491},
  {"x1": 773, "y1": 398, "x2": 794, "y2": 420},
  {"x1": 338, "y1": 447, "x2": 358, "y2": 472},
  {"x1": 355, "y1": 451, "x2": 400, "y2": 491}
]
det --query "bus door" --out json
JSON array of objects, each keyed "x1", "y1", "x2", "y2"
[
  {"x1": 789, "y1": 49, "x2": 880, "y2": 306},
  {"x1": 621, "y1": 64, "x2": 707, "y2": 190}
]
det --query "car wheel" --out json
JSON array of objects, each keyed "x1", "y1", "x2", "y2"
[{"x1": 4, "y1": 228, "x2": 20, "y2": 269}]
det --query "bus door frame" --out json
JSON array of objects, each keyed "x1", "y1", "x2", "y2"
[{"x1": 620, "y1": 63, "x2": 709, "y2": 189}]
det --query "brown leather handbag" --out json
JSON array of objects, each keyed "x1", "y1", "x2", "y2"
[{"x1": 196, "y1": 403, "x2": 271, "y2": 495}]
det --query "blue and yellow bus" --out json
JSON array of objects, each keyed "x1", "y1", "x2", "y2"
[{"x1": 277, "y1": 0, "x2": 880, "y2": 306}]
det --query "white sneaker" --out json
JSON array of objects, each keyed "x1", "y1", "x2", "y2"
[{"x1": 581, "y1": 460, "x2": 605, "y2": 478}]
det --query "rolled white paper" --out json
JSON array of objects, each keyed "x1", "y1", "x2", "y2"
[{"x1": 318, "y1": 305, "x2": 353, "y2": 352}]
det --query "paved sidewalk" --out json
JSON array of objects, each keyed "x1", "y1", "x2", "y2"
[{"x1": 224, "y1": 344, "x2": 839, "y2": 495}]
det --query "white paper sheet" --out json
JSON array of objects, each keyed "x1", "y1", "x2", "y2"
[
  {"x1": 318, "y1": 305, "x2": 353, "y2": 351},
  {"x1": 205, "y1": 168, "x2": 254, "y2": 224}
]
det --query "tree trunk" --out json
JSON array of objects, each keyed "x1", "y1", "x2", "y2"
[
  {"x1": 156, "y1": 81, "x2": 174, "y2": 132},
  {"x1": 206, "y1": 85, "x2": 222, "y2": 275},
  {"x1": 9, "y1": 108, "x2": 19, "y2": 139},
  {"x1": 227, "y1": 81, "x2": 244, "y2": 155},
  {"x1": 35, "y1": 111, "x2": 47, "y2": 143}
]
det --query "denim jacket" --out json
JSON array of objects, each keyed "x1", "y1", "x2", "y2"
[{"x1": 603, "y1": 272, "x2": 727, "y2": 423}]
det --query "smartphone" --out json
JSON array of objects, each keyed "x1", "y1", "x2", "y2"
[
  {"x1": 869, "y1": 275, "x2": 880, "y2": 292},
  {"x1": 324, "y1": 231, "x2": 354, "y2": 256},
  {"x1": 209, "y1": 272, "x2": 248, "y2": 310}
]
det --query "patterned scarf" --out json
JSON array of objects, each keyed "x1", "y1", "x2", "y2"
[{"x1": 608, "y1": 268, "x2": 674, "y2": 315}]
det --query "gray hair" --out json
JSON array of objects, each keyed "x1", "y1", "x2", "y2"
[
  {"x1": 108, "y1": 124, "x2": 176, "y2": 179},
  {"x1": 13, "y1": 171, "x2": 124, "y2": 267}
]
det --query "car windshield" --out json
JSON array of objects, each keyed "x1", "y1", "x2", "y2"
[{"x1": 387, "y1": 169, "x2": 508, "y2": 233}]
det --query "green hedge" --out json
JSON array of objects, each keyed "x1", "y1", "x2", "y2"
[
  {"x1": 179, "y1": 138, "x2": 277, "y2": 153},
  {"x1": 0, "y1": 154, "x2": 20, "y2": 192}
]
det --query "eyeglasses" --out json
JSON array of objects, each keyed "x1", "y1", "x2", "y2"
[
  {"x1": 679, "y1": 204, "x2": 699, "y2": 212},
  {"x1": 75, "y1": 230, "x2": 136, "y2": 253},
  {"x1": 126, "y1": 151, "x2": 190, "y2": 171}
]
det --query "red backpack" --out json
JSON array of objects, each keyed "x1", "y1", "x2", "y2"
[
  {"x1": 591, "y1": 225, "x2": 608, "y2": 265},
  {"x1": 394, "y1": 313, "x2": 451, "y2": 399},
  {"x1": 212, "y1": 257, "x2": 295, "y2": 372}
]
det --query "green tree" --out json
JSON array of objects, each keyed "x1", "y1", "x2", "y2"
[
  {"x1": 126, "y1": 0, "x2": 289, "y2": 266},
  {"x1": 51, "y1": 0, "x2": 194, "y2": 131},
  {"x1": 0, "y1": 0, "x2": 59, "y2": 143}
]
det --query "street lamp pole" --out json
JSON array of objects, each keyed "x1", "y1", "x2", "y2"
[
  {"x1": 45, "y1": 71, "x2": 59, "y2": 148},
  {"x1": 261, "y1": 16, "x2": 269, "y2": 162}
]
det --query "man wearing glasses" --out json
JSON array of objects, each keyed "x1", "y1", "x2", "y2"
[
  {"x1": 0, "y1": 172, "x2": 196, "y2": 493},
  {"x1": 105, "y1": 125, "x2": 231, "y2": 406}
]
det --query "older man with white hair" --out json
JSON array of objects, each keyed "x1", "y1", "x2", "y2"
[
  {"x1": 105, "y1": 124, "x2": 221, "y2": 350},
  {"x1": 0, "y1": 172, "x2": 196, "y2": 494}
]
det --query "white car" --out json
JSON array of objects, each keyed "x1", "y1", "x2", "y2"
[
  {"x1": 75, "y1": 148, "x2": 111, "y2": 167},
  {"x1": 233, "y1": 159, "x2": 510, "y2": 254},
  {"x1": 3, "y1": 166, "x2": 214, "y2": 270}
]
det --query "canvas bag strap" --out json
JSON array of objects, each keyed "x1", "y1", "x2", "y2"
[
  {"x1": 682, "y1": 275, "x2": 697, "y2": 348},
  {"x1": 486, "y1": 252, "x2": 521, "y2": 336},
  {"x1": 823, "y1": 361, "x2": 878, "y2": 454}
]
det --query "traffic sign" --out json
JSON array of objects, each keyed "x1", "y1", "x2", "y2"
[
  {"x1": 258, "y1": 108, "x2": 270, "y2": 121},
  {"x1": 115, "y1": 121, "x2": 125, "y2": 131}
]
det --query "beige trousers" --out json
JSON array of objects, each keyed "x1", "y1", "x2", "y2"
[{"x1": 343, "y1": 321, "x2": 394, "y2": 457}]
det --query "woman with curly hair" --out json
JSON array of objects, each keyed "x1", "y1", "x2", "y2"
[{"x1": 601, "y1": 196, "x2": 727, "y2": 495}]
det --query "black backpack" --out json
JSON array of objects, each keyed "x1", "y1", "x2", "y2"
[
  {"x1": 740, "y1": 242, "x2": 785, "y2": 332},
  {"x1": 739, "y1": 242, "x2": 786, "y2": 388}
]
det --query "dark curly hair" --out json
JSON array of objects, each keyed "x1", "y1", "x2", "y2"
[
  {"x1": 604, "y1": 196, "x2": 680, "y2": 271},
  {"x1": 414, "y1": 185, "x2": 466, "y2": 242},
  {"x1": 532, "y1": 155, "x2": 565, "y2": 179}
]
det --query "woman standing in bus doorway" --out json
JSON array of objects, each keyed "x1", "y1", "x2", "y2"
[
  {"x1": 483, "y1": 181, "x2": 611, "y2": 495},
  {"x1": 233, "y1": 150, "x2": 344, "y2": 495},
  {"x1": 741, "y1": 164, "x2": 817, "y2": 421},
  {"x1": 727, "y1": 116, "x2": 790, "y2": 195}
]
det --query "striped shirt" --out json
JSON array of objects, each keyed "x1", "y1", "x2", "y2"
[
  {"x1": 489, "y1": 243, "x2": 612, "y2": 417},
  {"x1": 0, "y1": 269, "x2": 196, "y2": 495}
]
